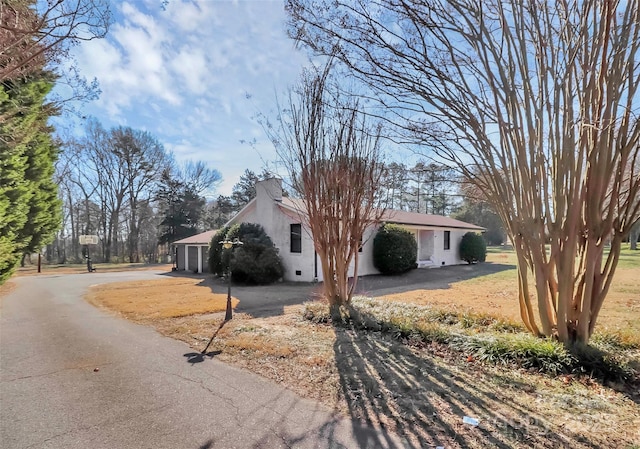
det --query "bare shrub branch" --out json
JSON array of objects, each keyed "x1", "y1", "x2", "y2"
[{"x1": 265, "y1": 62, "x2": 386, "y2": 307}]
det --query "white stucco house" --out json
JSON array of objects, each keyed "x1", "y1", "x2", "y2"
[
  {"x1": 173, "y1": 229, "x2": 217, "y2": 273},
  {"x1": 223, "y1": 178, "x2": 484, "y2": 283}
]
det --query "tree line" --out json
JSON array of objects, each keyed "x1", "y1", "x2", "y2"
[{"x1": 49, "y1": 130, "x2": 290, "y2": 264}]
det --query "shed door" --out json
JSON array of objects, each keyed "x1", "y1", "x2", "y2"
[{"x1": 187, "y1": 246, "x2": 198, "y2": 272}]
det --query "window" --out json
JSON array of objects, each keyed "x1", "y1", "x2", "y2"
[
  {"x1": 290, "y1": 224, "x2": 302, "y2": 253},
  {"x1": 358, "y1": 235, "x2": 363, "y2": 253},
  {"x1": 444, "y1": 231, "x2": 451, "y2": 250}
]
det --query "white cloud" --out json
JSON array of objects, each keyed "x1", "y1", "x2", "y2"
[
  {"x1": 65, "y1": 0, "x2": 308, "y2": 195},
  {"x1": 166, "y1": 0, "x2": 215, "y2": 31},
  {"x1": 172, "y1": 48, "x2": 209, "y2": 94}
]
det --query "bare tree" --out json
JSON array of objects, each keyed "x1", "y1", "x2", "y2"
[
  {"x1": 64, "y1": 121, "x2": 169, "y2": 263},
  {"x1": 110, "y1": 127, "x2": 168, "y2": 263},
  {"x1": 0, "y1": 0, "x2": 110, "y2": 81},
  {"x1": 265, "y1": 63, "x2": 386, "y2": 309},
  {"x1": 288, "y1": 0, "x2": 640, "y2": 343},
  {"x1": 180, "y1": 160, "x2": 222, "y2": 198}
]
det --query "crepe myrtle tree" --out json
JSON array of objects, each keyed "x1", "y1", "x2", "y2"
[
  {"x1": 287, "y1": 0, "x2": 640, "y2": 343},
  {"x1": 263, "y1": 62, "x2": 386, "y2": 310}
]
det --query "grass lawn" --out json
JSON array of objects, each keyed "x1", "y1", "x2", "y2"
[
  {"x1": 86, "y1": 247, "x2": 640, "y2": 449},
  {"x1": 379, "y1": 246, "x2": 640, "y2": 337},
  {"x1": 86, "y1": 277, "x2": 239, "y2": 319}
]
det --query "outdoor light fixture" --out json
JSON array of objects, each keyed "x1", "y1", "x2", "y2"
[{"x1": 220, "y1": 238, "x2": 243, "y2": 320}]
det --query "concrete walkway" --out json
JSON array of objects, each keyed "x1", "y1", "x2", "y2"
[{"x1": 0, "y1": 271, "x2": 406, "y2": 449}]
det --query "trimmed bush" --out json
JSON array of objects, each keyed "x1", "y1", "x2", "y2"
[
  {"x1": 459, "y1": 231, "x2": 487, "y2": 264},
  {"x1": 373, "y1": 224, "x2": 417, "y2": 274},
  {"x1": 208, "y1": 225, "x2": 231, "y2": 276},
  {"x1": 211, "y1": 223, "x2": 284, "y2": 285}
]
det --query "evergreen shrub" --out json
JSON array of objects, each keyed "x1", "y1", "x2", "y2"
[
  {"x1": 372, "y1": 224, "x2": 417, "y2": 275},
  {"x1": 459, "y1": 232, "x2": 487, "y2": 264},
  {"x1": 209, "y1": 223, "x2": 284, "y2": 284}
]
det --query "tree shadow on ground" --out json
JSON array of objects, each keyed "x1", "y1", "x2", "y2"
[
  {"x1": 354, "y1": 262, "x2": 514, "y2": 298},
  {"x1": 160, "y1": 270, "x2": 319, "y2": 318},
  {"x1": 163, "y1": 263, "x2": 513, "y2": 319},
  {"x1": 332, "y1": 319, "x2": 600, "y2": 448}
]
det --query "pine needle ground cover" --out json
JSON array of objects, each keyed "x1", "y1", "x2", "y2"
[{"x1": 87, "y1": 248, "x2": 640, "y2": 448}]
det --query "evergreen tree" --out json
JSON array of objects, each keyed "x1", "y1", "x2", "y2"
[
  {"x1": 453, "y1": 201, "x2": 505, "y2": 246},
  {"x1": 231, "y1": 169, "x2": 259, "y2": 209},
  {"x1": 0, "y1": 71, "x2": 62, "y2": 282},
  {"x1": 157, "y1": 170, "x2": 205, "y2": 245}
]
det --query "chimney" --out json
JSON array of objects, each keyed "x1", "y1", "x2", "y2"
[{"x1": 255, "y1": 178, "x2": 283, "y2": 202}]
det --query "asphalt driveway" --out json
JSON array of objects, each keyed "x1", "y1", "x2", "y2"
[
  {"x1": 0, "y1": 271, "x2": 405, "y2": 449},
  {"x1": 170, "y1": 262, "x2": 512, "y2": 318}
]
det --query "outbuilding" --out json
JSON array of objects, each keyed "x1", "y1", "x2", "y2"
[{"x1": 172, "y1": 230, "x2": 216, "y2": 274}]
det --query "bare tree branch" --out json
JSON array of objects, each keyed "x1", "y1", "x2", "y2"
[{"x1": 287, "y1": 0, "x2": 640, "y2": 343}]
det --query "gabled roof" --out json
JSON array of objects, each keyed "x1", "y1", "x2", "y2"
[
  {"x1": 172, "y1": 229, "x2": 217, "y2": 245},
  {"x1": 278, "y1": 197, "x2": 484, "y2": 231}
]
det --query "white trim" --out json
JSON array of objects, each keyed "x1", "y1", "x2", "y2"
[
  {"x1": 197, "y1": 246, "x2": 202, "y2": 273},
  {"x1": 184, "y1": 245, "x2": 188, "y2": 271}
]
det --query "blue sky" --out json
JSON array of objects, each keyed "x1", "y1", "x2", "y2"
[{"x1": 64, "y1": 0, "x2": 309, "y2": 196}]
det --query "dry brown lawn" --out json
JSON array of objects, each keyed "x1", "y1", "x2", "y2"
[
  {"x1": 378, "y1": 258, "x2": 640, "y2": 336},
  {"x1": 86, "y1": 277, "x2": 239, "y2": 319},
  {"x1": 86, "y1": 250, "x2": 640, "y2": 448}
]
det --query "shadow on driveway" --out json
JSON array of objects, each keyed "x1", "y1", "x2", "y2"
[{"x1": 163, "y1": 262, "x2": 514, "y2": 319}]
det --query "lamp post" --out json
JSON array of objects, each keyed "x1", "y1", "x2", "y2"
[{"x1": 220, "y1": 238, "x2": 243, "y2": 321}]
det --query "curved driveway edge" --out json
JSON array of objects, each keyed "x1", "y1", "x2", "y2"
[{"x1": 0, "y1": 271, "x2": 407, "y2": 449}]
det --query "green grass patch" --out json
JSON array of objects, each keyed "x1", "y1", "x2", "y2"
[{"x1": 612, "y1": 244, "x2": 640, "y2": 269}]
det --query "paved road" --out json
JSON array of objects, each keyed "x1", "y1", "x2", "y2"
[{"x1": 0, "y1": 272, "x2": 405, "y2": 449}]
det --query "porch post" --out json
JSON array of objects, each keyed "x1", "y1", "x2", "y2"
[
  {"x1": 197, "y1": 245, "x2": 202, "y2": 274},
  {"x1": 184, "y1": 245, "x2": 189, "y2": 271}
]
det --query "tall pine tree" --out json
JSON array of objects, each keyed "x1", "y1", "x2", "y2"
[{"x1": 0, "y1": 71, "x2": 62, "y2": 283}]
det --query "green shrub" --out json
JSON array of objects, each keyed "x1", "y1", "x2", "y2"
[
  {"x1": 208, "y1": 225, "x2": 231, "y2": 276},
  {"x1": 459, "y1": 232, "x2": 487, "y2": 264},
  {"x1": 231, "y1": 245, "x2": 284, "y2": 285},
  {"x1": 372, "y1": 224, "x2": 417, "y2": 274},
  {"x1": 567, "y1": 342, "x2": 635, "y2": 381},
  {"x1": 212, "y1": 223, "x2": 284, "y2": 285}
]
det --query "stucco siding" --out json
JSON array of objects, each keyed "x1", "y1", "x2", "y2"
[
  {"x1": 430, "y1": 229, "x2": 468, "y2": 266},
  {"x1": 349, "y1": 226, "x2": 380, "y2": 278},
  {"x1": 278, "y1": 216, "x2": 316, "y2": 282}
]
